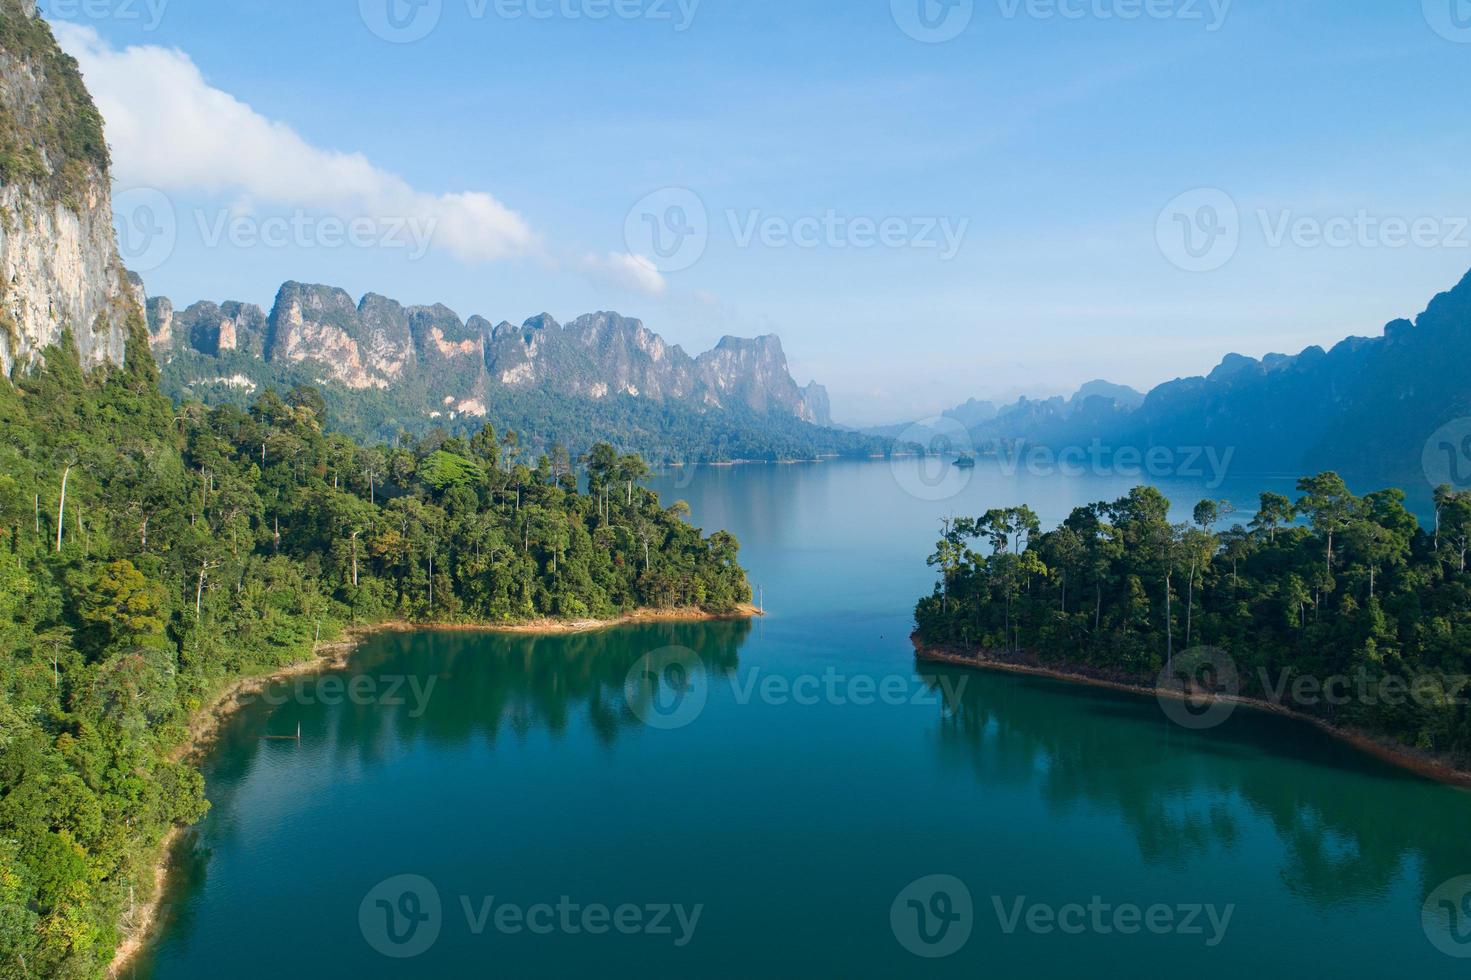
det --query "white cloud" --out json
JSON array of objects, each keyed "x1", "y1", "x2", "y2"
[
  {"x1": 53, "y1": 23, "x2": 535, "y2": 264},
  {"x1": 582, "y1": 251, "x2": 667, "y2": 296}
]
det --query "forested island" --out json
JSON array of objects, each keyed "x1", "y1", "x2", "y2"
[
  {"x1": 0, "y1": 324, "x2": 752, "y2": 976},
  {"x1": 914, "y1": 478, "x2": 1471, "y2": 767}
]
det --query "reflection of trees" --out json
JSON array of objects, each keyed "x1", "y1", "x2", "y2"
[
  {"x1": 206, "y1": 620, "x2": 749, "y2": 785},
  {"x1": 921, "y1": 664, "x2": 1471, "y2": 908}
]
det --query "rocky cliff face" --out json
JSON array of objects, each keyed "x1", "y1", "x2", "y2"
[
  {"x1": 800, "y1": 382, "x2": 832, "y2": 428},
  {"x1": 150, "y1": 280, "x2": 835, "y2": 428},
  {"x1": 483, "y1": 310, "x2": 703, "y2": 403},
  {"x1": 693, "y1": 335, "x2": 829, "y2": 424},
  {"x1": 0, "y1": 0, "x2": 137, "y2": 378},
  {"x1": 265, "y1": 283, "x2": 401, "y2": 390},
  {"x1": 150, "y1": 299, "x2": 267, "y2": 360}
]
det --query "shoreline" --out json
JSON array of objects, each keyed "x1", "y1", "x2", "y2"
[
  {"x1": 912, "y1": 635, "x2": 1471, "y2": 791},
  {"x1": 107, "y1": 603, "x2": 761, "y2": 977}
]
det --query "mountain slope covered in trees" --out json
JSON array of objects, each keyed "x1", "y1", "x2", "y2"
[{"x1": 0, "y1": 6, "x2": 752, "y2": 975}]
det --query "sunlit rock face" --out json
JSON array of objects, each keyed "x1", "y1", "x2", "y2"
[{"x1": 0, "y1": 2, "x2": 136, "y2": 379}]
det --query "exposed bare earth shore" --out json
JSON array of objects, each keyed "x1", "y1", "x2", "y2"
[
  {"x1": 108, "y1": 604, "x2": 761, "y2": 977},
  {"x1": 913, "y1": 635, "x2": 1471, "y2": 791}
]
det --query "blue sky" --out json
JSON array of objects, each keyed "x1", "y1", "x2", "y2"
[{"x1": 47, "y1": 0, "x2": 1471, "y2": 424}]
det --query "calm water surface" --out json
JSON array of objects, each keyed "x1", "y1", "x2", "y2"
[{"x1": 138, "y1": 460, "x2": 1471, "y2": 978}]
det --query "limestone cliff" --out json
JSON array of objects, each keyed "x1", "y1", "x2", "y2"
[
  {"x1": 694, "y1": 335, "x2": 826, "y2": 424},
  {"x1": 0, "y1": 0, "x2": 137, "y2": 378},
  {"x1": 151, "y1": 280, "x2": 838, "y2": 430}
]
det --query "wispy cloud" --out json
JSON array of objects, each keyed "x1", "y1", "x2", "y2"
[
  {"x1": 582, "y1": 251, "x2": 667, "y2": 296},
  {"x1": 54, "y1": 23, "x2": 536, "y2": 264}
]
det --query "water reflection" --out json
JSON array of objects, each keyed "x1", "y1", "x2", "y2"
[
  {"x1": 921, "y1": 664, "x2": 1471, "y2": 910},
  {"x1": 208, "y1": 620, "x2": 750, "y2": 770}
]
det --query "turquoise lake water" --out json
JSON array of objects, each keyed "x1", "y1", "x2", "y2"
[{"x1": 136, "y1": 459, "x2": 1471, "y2": 978}]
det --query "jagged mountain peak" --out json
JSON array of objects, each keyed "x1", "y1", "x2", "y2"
[{"x1": 147, "y1": 278, "x2": 837, "y2": 429}]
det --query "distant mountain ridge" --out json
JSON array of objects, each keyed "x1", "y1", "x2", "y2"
[
  {"x1": 863, "y1": 380, "x2": 1145, "y2": 442},
  {"x1": 143, "y1": 280, "x2": 869, "y2": 461},
  {"x1": 148, "y1": 281, "x2": 830, "y2": 426},
  {"x1": 947, "y1": 268, "x2": 1471, "y2": 486}
]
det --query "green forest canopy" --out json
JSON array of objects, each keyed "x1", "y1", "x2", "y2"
[
  {"x1": 0, "y1": 326, "x2": 750, "y2": 977},
  {"x1": 915, "y1": 476, "x2": 1471, "y2": 762}
]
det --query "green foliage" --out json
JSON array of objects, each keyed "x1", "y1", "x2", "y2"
[
  {"x1": 916, "y1": 476, "x2": 1471, "y2": 762},
  {"x1": 156, "y1": 346, "x2": 886, "y2": 463},
  {"x1": 0, "y1": 2, "x2": 110, "y2": 205},
  {"x1": 0, "y1": 335, "x2": 750, "y2": 975},
  {"x1": 417, "y1": 450, "x2": 484, "y2": 493}
]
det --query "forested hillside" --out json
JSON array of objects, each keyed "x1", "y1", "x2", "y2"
[
  {"x1": 155, "y1": 340, "x2": 878, "y2": 464},
  {"x1": 0, "y1": 323, "x2": 750, "y2": 976},
  {"x1": 915, "y1": 479, "x2": 1471, "y2": 761},
  {"x1": 148, "y1": 284, "x2": 884, "y2": 462}
]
